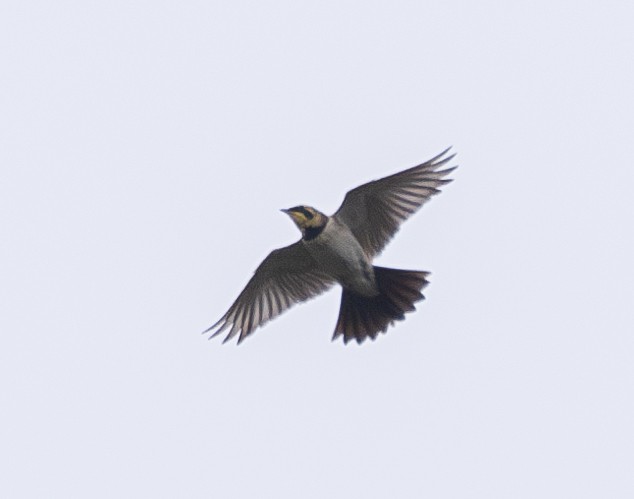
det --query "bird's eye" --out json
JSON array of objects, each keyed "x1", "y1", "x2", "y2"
[{"x1": 291, "y1": 206, "x2": 313, "y2": 220}]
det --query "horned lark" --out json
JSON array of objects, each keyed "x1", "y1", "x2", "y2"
[{"x1": 205, "y1": 148, "x2": 456, "y2": 344}]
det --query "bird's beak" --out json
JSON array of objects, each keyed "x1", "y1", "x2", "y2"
[{"x1": 281, "y1": 208, "x2": 302, "y2": 227}]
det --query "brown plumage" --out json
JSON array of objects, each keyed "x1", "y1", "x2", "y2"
[{"x1": 205, "y1": 147, "x2": 456, "y2": 344}]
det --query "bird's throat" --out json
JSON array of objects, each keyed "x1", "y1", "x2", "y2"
[{"x1": 303, "y1": 224, "x2": 326, "y2": 241}]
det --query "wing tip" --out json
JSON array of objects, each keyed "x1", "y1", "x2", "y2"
[
  {"x1": 430, "y1": 146, "x2": 453, "y2": 163},
  {"x1": 202, "y1": 316, "x2": 235, "y2": 343}
]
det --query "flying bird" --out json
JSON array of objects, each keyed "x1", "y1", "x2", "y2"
[{"x1": 205, "y1": 148, "x2": 456, "y2": 344}]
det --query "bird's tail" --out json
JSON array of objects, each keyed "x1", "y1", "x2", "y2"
[{"x1": 333, "y1": 266, "x2": 430, "y2": 344}]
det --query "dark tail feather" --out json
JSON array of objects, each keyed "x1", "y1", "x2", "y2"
[{"x1": 333, "y1": 266, "x2": 430, "y2": 344}]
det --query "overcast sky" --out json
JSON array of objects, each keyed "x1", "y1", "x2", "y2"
[{"x1": 2, "y1": 1, "x2": 633, "y2": 498}]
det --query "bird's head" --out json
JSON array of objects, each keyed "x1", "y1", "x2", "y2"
[{"x1": 282, "y1": 205, "x2": 328, "y2": 235}]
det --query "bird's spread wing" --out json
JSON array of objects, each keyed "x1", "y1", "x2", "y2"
[
  {"x1": 334, "y1": 147, "x2": 456, "y2": 257},
  {"x1": 204, "y1": 242, "x2": 334, "y2": 344}
]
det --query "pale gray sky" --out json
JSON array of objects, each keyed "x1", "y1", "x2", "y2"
[{"x1": 2, "y1": 1, "x2": 633, "y2": 497}]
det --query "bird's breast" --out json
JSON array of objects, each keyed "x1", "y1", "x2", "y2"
[{"x1": 304, "y1": 219, "x2": 378, "y2": 296}]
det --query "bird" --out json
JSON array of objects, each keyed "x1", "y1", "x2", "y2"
[{"x1": 204, "y1": 147, "x2": 456, "y2": 344}]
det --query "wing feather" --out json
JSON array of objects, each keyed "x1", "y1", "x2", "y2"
[
  {"x1": 205, "y1": 241, "x2": 334, "y2": 343},
  {"x1": 334, "y1": 147, "x2": 456, "y2": 257}
]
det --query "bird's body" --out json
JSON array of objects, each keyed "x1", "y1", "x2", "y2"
[
  {"x1": 205, "y1": 148, "x2": 456, "y2": 344},
  {"x1": 303, "y1": 217, "x2": 378, "y2": 297}
]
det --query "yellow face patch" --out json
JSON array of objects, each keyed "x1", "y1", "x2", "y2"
[
  {"x1": 283, "y1": 206, "x2": 324, "y2": 229},
  {"x1": 288, "y1": 210, "x2": 308, "y2": 227}
]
